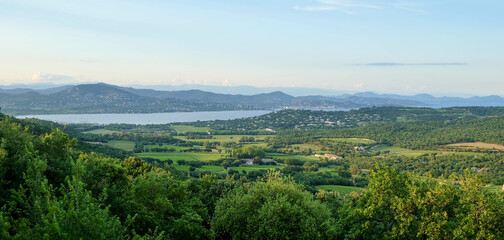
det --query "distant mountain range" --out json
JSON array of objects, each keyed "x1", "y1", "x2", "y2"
[
  {"x1": 0, "y1": 83, "x2": 347, "y2": 96},
  {"x1": 346, "y1": 92, "x2": 504, "y2": 108},
  {"x1": 0, "y1": 83, "x2": 503, "y2": 115}
]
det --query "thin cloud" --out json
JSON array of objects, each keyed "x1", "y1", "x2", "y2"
[
  {"x1": 366, "y1": 62, "x2": 468, "y2": 66},
  {"x1": 31, "y1": 72, "x2": 75, "y2": 83},
  {"x1": 295, "y1": 0, "x2": 426, "y2": 14},
  {"x1": 390, "y1": 1, "x2": 428, "y2": 14}
]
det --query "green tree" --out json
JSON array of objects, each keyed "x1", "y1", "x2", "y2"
[
  {"x1": 36, "y1": 128, "x2": 78, "y2": 186},
  {"x1": 0, "y1": 118, "x2": 36, "y2": 203},
  {"x1": 234, "y1": 146, "x2": 266, "y2": 159},
  {"x1": 453, "y1": 171, "x2": 504, "y2": 239},
  {"x1": 5, "y1": 158, "x2": 127, "y2": 240},
  {"x1": 123, "y1": 171, "x2": 213, "y2": 239},
  {"x1": 349, "y1": 164, "x2": 361, "y2": 187},
  {"x1": 303, "y1": 161, "x2": 319, "y2": 172},
  {"x1": 336, "y1": 166, "x2": 504, "y2": 240},
  {"x1": 212, "y1": 172, "x2": 335, "y2": 239}
]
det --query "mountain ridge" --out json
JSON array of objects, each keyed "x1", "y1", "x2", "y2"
[{"x1": 1, "y1": 83, "x2": 504, "y2": 115}]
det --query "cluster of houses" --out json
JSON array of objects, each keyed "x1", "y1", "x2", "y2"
[{"x1": 354, "y1": 146, "x2": 366, "y2": 151}]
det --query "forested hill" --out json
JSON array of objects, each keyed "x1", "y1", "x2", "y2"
[
  {"x1": 0, "y1": 83, "x2": 421, "y2": 115},
  {"x1": 189, "y1": 106, "x2": 504, "y2": 130},
  {"x1": 0, "y1": 83, "x2": 243, "y2": 115},
  {"x1": 2, "y1": 83, "x2": 504, "y2": 115}
]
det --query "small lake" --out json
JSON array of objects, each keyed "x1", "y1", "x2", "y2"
[{"x1": 16, "y1": 110, "x2": 272, "y2": 125}]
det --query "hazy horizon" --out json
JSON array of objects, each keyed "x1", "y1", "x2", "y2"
[
  {"x1": 0, "y1": 81, "x2": 496, "y2": 98},
  {"x1": 1, "y1": 0, "x2": 503, "y2": 96}
]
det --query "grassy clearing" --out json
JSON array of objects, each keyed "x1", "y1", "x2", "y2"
[
  {"x1": 315, "y1": 185, "x2": 362, "y2": 194},
  {"x1": 445, "y1": 142, "x2": 504, "y2": 150},
  {"x1": 172, "y1": 125, "x2": 210, "y2": 133},
  {"x1": 396, "y1": 117, "x2": 407, "y2": 122},
  {"x1": 104, "y1": 140, "x2": 135, "y2": 152},
  {"x1": 145, "y1": 144, "x2": 188, "y2": 151},
  {"x1": 174, "y1": 135, "x2": 271, "y2": 144},
  {"x1": 323, "y1": 138, "x2": 376, "y2": 144},
  {"x1": 318, "y1": 167, "x2": 337, "y2": 172},
  {"x1": 266, "y1": 153, "x2": 320, "y2": 162},
  {"x1": 136, "y1": 152, "x2": 225, "y2": 162},
  {"x1": 231, "y1": 165, "x2": 285, "y2": 173},
  {"x1": 373, "y1": 145, "x2": 438, "y2": 157},
  {"x1": 84, "y1": 129, "x2": 119, "y2": 135},
  {"x1": 486, "y1": 185, "x2": 503, "y2": 193},
  {"x1": 212, "y1": 135, "x2": 270, "y2": 141},
  {"x1": 240, "y1": 142, "x2": 269, "y2": 148},
  {"x1": 290, "y1": 143, "x2": 325, "y2": 152}
]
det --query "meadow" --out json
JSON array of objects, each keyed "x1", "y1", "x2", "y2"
[
  {"x1": 136, "y1": 151, "x2": 226, "y2": 162},
  {"x1": 266, "y1": 153, "x2": 320, "y2": 161},
  {"x1": 289, "y1": 143, "x2": 325, "y2": 152},
  {"x1": 444, "y1": 142, "x2": 504, "y2": 150},
  {"x1": 174, "y1": 134, "x2": 270, "y2": 144},
  {"x1": 83, "y1": 128, "x2": 120, "y2": 135},
  {"x1": 171, "y1": 125, "x2": 210, "y2": 134},
  {"x1": 323, "y1": 137, "x2": 376, "y2": 144},
  {"x1": 104, "y1": 140, "x2": 135, "y2": 152},
  {"x1": 373, "y1": 145, "x2": 439, "y2": 157}
]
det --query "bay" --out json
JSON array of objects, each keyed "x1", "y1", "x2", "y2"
[{"x1": 16, "y1": 110, "x2": 272, "y2": 125}]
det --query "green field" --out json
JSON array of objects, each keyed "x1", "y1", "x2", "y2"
[
  {"x1": 289, "y1": 143, "x2": 325, "y2": 152},
  {"x1": 323, "y1": 138, "x2": 376, "y2": 144},
  {"x1": 84, "y1": 128, "x2": 119, "y2": 135},
  {"x1": 174, "y1": 135, "x2": 270, "y2": 144},
  {"x1": 315, "y1": 185, "x2": 363, "y2": 194},
  {"x1": 145, "y1": 144, "x2": 188, "y2": 151},
  {"x1": 104, "y1": 140, "x2": 135, "y2": 151},
  {"x1": 231, "y1": 165, "x2": 285, "y2": 173},
  {"x1": 486, "y1": 184, "x2": 503, "y2": 193},
  {"x1": 172, "y1": 125, "x2": 211, "y2": 134},
  {"x1": 373, "y1": 145, "x2": 438, "y2": 157},
  {"x1": 445, "y1": 142, "x2": 504, "y2": 150},
  {"x1": 266, "y1": 153, "x2": 320, "y2": 162},
  {"x1": 318, "y1": 167, "x2": 338, "y2": 172},
  {"x1": 136, "y1": 151, "x2": 225, "y2": 162}
]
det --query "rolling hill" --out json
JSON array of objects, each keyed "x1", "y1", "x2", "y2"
[{"x1": 1, "y1": 83, "x2": 503, "y2": 115}]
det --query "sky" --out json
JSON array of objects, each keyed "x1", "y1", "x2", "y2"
[{"x1": 0, "y1": 0, "x2": 503, "y2": 96}]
